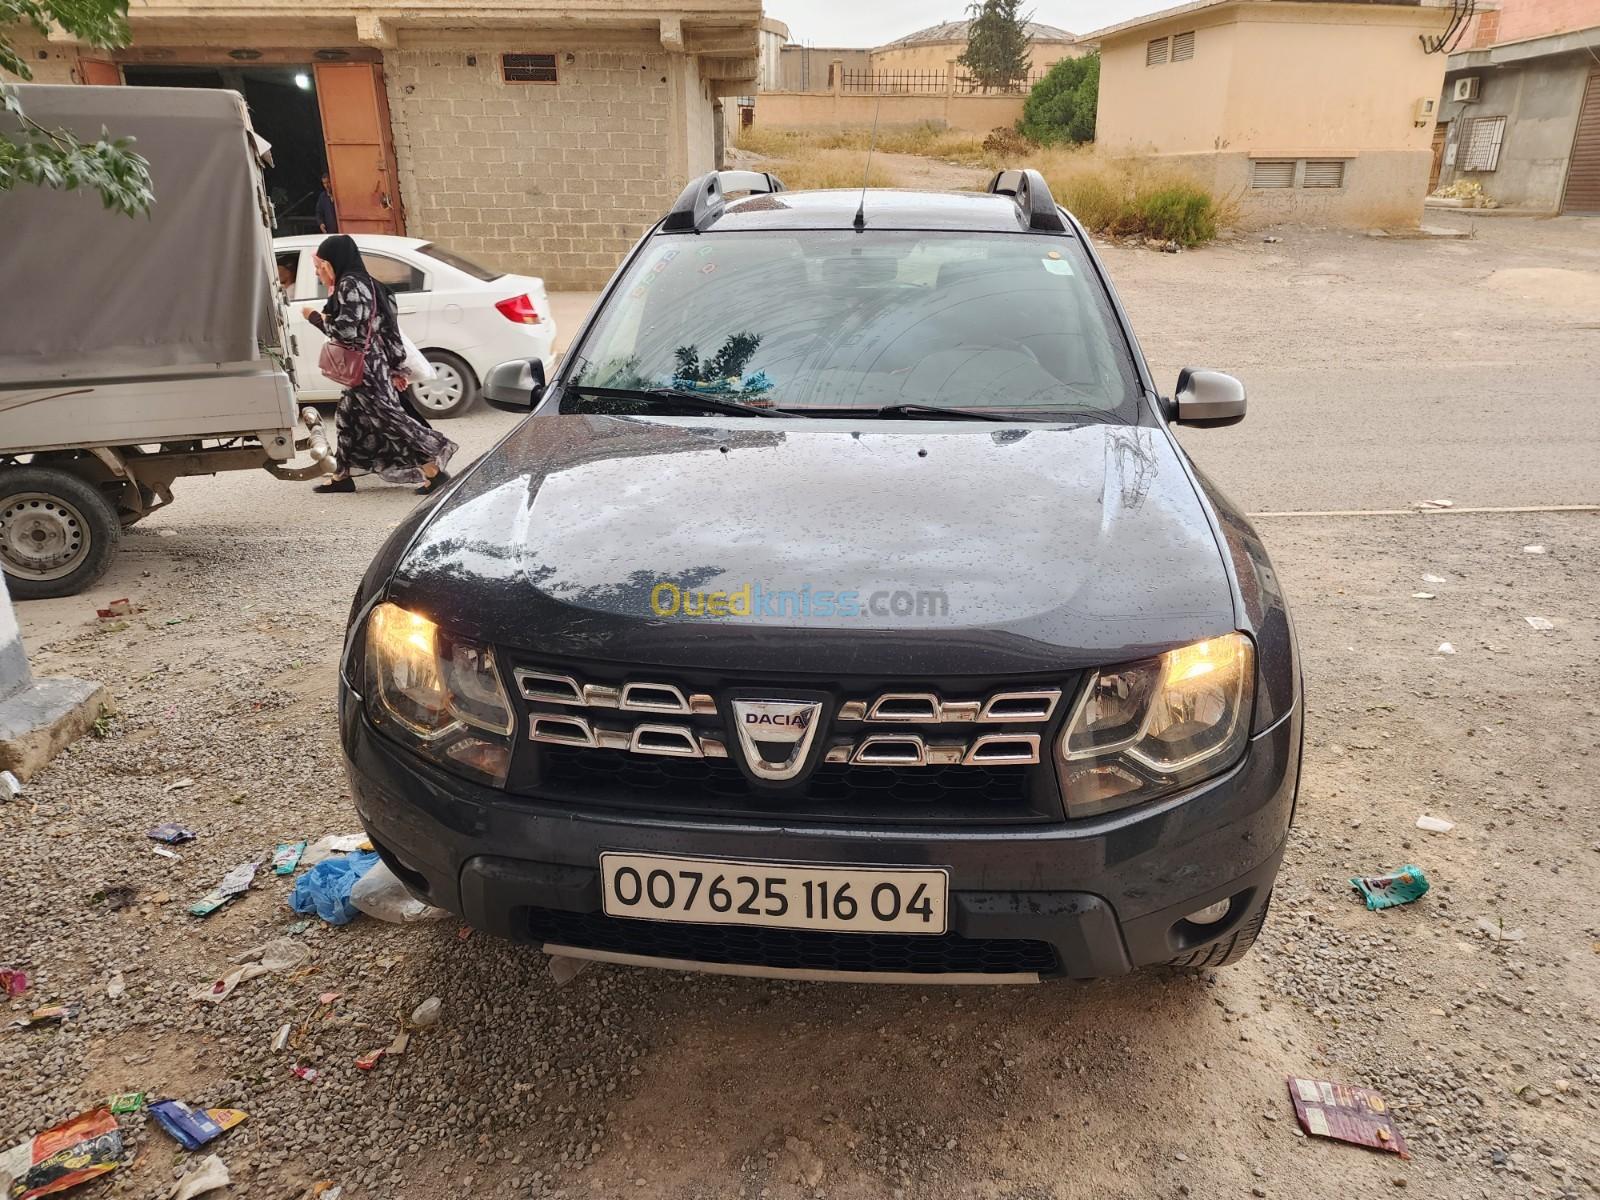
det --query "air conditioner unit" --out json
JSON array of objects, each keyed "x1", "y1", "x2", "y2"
[{"x1": 1453, "y1": 76, "x2": 1481, "y2": 103}]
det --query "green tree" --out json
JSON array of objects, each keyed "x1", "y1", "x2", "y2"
[
  {"x1": 1018, "y1": 51, "x2": 1100, "y2": 145},
  {"x1": 1, "y1": 0, "x2": 154, "y2": 214},
  {"x1": 957, "y1": 0, "x2": 1032, "y2": 92}
]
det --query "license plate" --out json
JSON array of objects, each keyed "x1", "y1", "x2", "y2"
[{"x1": 599, "y1": 852, "x2": 949, "y2": 935}]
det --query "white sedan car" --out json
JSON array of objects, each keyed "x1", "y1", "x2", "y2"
[{"x1": 274, "y1": 234, "x2": 556, "y2": 418}]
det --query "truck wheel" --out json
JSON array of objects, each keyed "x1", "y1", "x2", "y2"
[
  {"x1": 0, "y1": 466, "x2": 120, "y2": 600},
  {"x1": 412, "y1": 351, "x2": 478, "y2": 418},
  {"x1": 1163, "y1": 888, "x2": 1272, "y2": 970}
]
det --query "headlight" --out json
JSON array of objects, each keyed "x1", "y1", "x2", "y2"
[
  {"x1": 1058, "y1": 633, "x2": 1254, "y2": 817},
  {"x1": 364, "y1": 602, "x2": 514, "y2": 786}
]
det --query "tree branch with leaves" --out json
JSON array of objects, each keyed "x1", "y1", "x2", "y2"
[
  {"x1": 0, "y1": 0, "x2": 154, "y2": 215},
  {"x1": 957, "y1": 0, "x2": 1033, "y2": 93}
]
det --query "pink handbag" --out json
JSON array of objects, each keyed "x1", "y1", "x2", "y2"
[{"x1": 317, "y1": 300, "x2": 378, "y2": 388}]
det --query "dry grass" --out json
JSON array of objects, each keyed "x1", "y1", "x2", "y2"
[
  {"x1": 737, "y1": 122, "x2": 990, "y2": 165},
  {"x1": 738, "y1": 127, "x2": 1231, "y2": 246},
  {"x1": 756, "y1": 148, "x2": 897, "y2": 191}
]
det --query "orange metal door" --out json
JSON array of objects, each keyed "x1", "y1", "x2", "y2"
[
  {"x1": 314, "y1": 62, "x2": 404, "y2": 235},
  {"x1": 77, "y1": 58, "x2": 122, "y2": 85}
]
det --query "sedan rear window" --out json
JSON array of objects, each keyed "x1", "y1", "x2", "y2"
[
  {"x1": 417, "y1": 242, "x2": 503, "y2": 282},
  {"x1": 569, "y1": 230, "x2": 1141, "y2": 419}
]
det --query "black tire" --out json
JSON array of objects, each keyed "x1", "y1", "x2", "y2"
[
  {"x1": 0, "y1": 465, "x2": 121, "y2": 600},
  {"x1": 412, "y1": 350, "x2": 479, "y2": 418},
  {"x1": 1164, "y1": 887, "x2": 1273, "y2": 969}
]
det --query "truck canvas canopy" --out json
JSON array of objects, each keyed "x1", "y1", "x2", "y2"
[{"x1": 0, "y1": 85, "x2": 279, "y2": 383}]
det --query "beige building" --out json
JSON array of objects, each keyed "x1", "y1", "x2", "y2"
[
  {"x1": 1087, "y1": 0, "x2": 1454, "y2": 227},
  {"x1": 870, "y1": 19, "x2": 1085, "y2": 82},
  {"x1": 10, "y1": 1, "x2": 762, "y2": 287}
]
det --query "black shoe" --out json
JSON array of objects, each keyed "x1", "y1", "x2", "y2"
[
  {"x1": 313, "y1": 476, "x2": 355, "y2": 493},
  {"x1": 416, "y1": 469, "x2": 451, "y2": 496}
]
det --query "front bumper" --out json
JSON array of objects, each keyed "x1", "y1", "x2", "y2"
[{"x1": 341, "y1": 694, "x2": 1300, "y2": 981}]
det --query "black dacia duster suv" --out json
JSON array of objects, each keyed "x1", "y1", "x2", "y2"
[{"x1": 338, "y1": 169, "x2": 1302, "y2": 984}]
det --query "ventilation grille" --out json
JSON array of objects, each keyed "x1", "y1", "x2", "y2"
[
  {"x1": 1251, "y1": 160, "x2": 1297, "y2": 189},
  {"x1": 1460, "y1": 115, "x2": 1505, "y2": 172},
  {"x1": 1172, "y1": 30, "x2": 1196, "y2": 61},
  {"x1": 1146, "y1": 37, "x2": 1169, "y2": 66},
  {"x1": 502, "y1": 52, "x2": 557, "y2": 83},
  {"x1": 1303, "y1": 160, "x2": 1346, "y2": 189}
]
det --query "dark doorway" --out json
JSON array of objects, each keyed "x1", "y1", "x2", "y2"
[{"x1": 122, "y1": 64, "x2": 327, "y2": 235}]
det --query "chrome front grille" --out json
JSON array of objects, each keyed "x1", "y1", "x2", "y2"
[{"x1": 516, "y1": 671, "x2": 1059, "y2": 771}]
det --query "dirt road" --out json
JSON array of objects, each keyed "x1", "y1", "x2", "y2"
[{"x1": 2, "y1": 216, "x2": 1597, "y2": 1199}]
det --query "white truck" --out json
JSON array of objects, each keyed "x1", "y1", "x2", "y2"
[{"x1": 0, "y1": 84, "x2": 327, "y2": 599}]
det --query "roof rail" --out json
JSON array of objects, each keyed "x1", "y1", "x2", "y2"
[
  {"x1": 662, "y1": 169, "x2": 786, "y2": 233},
  {"x1": 987, "y1": 168, "x2": 1068, "y2": 233}
]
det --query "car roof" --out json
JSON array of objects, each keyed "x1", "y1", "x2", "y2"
[
  {"x1": 273, "y1": 233, "x2": 431, "y2": 252},
  {"x1": 678, "y1": 188, "x2": 1074, "y2": 236}
]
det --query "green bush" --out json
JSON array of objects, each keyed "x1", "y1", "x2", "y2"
[
  {"x1": 1133, "y1": 183, "x2": 1218, "y2": 247},
  {"x1": 1018, "y1": 53, "x2": 1100, "y2": 145}
]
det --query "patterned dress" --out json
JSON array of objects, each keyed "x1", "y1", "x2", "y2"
[{"x1": 313, "y1": 275, "x2": 456, "y2": 484}]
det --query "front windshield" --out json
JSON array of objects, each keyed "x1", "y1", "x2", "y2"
[{"x1": 568, "y1": 229, "x2": 1141, "y2": 418}]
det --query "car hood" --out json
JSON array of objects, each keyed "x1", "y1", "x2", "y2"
[{"x1": 387, "y1": 414, "x2": 1237, "y2": 676}]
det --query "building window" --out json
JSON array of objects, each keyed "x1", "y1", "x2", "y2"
[
  {"x1": 1302, "y1": 160, "x2": 1346, "y2": 189},
  {"x1": 1459, "y1": 115, "x2": 1505, "y2": 171},
  {"x1": 502, "y1": 53, "x2": 558, "y2": 84},
  {"x1": 1171, "y1": 30, "x2": 1196, "y2": 61},
  {"x1": 1146, "y1": 37, "x2": 1169, "y2": 66},
  {"x1": 1251, "y1": 160, "x2": 1297, "y2": 189}
]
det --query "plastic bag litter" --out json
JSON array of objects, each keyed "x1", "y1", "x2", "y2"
[
  {"x1": 350, "y1": 860, "x2": 447, "y2": 924},
  {"x1": 410, "y1": 996, "x2": 442, "y2": 1027},
  {"x1": 1350, "y1": 864, "x2": 1430, "y2": 911},
  {"x1": 300, "y1": 833, "x2": 371, "y2": 868},
  {"x1": 290, "y1": 852, "x2": 380, "y2": 925},
  {"x1": 168, "y1": 1154, "x2": 229, "y2": 1200},
  {"x1": 0, "y1": 1107, "x2": 122, "y2": 1199},
  {"x1": 191, "y1": 937, "x2": 311, "y2": 1003}
]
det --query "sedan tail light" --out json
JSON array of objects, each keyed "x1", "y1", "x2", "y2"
[{"x1": 495, "y1": 294, "x2": 541, "y2": 324}]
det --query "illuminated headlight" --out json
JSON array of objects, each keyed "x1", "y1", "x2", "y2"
[
  {"x1": 1058, "y1": 633, "x2": 1255, "y2": 818},
  {"x1": 364, "y1": 602, "x2": 514, "y2": 786}
]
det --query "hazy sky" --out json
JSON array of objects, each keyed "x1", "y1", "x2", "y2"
[{"x1": 772, "y1": 0, "x2": 1167, "y2": 45}]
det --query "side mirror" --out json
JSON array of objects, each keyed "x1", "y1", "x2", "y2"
[
  {"x1": 483, "y1": 358, "x2": 547, "y2": 413},
  {"x1": 1171, "y1": 368, "x2": 1246, "y2": 427}
]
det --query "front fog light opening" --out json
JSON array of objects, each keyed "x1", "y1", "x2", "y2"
[{"x1": 1184, "y1": 898, "x2": 1231, "y2": 926}]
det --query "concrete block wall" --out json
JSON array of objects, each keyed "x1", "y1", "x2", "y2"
[{"x1": 384, "y1": 44, "x2": 701, "y2": 289}]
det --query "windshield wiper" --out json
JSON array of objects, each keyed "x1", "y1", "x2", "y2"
[{"x1": 566, "y1": 384, "x2": 777, "y2": 419}]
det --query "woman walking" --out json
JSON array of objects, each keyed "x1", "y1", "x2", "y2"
[{"x1": 302, "y1": 235, "x2": 456, "y2": 495}]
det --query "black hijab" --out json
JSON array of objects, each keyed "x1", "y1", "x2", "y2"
[
  {"x1": 316, "y1": 234, "x2": 366, "y2": 283},
  {"x1": 316, "y1": 234, "x2": 397, "y2": 327}
]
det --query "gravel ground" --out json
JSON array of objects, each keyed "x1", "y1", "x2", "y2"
[{"x1": 2, "y1": 215, "x2": 1598, "y2": 1199}]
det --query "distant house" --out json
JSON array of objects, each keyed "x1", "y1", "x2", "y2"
[
  {"x1": 1431, "y1": 0, "x2": 1600, "y2": 213},
  {"x1": 871, "y1": 19, "x2": 1086, "y2": 83},
  {"x1": 9, "y1": 0, "x2": 764, "y2": 288},
  {"x1": 1086, "y1": 0, "x2": 1455, "y2": 228}
]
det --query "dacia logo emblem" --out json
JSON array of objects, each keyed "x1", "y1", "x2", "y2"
[{"x1": 730, "y1": 698, "x2": 823, "y2": 781}]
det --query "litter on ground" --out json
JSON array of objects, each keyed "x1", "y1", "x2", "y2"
[
  {"x1": 1525, "y1": 616, "x2": 1553, "y2": 630},
  {"x1": 147, "y1": 823, "x2": 197, "y2": 844},
  {"x1": 1474, "y1": 917, "x2": 1526, "y2": 943},
  {"x1": 1436, "y1": 642, "x2": 1456, "y2": 655},
  {"x1": 1415, "y1": 815, "x2": 1455, "y2": 834},
  {"x1": 272, "y1": 841, "x2": 308, "y2": 875},
  {"x1": 149, "y1": 1101, "x2": 248, "y2": 1150},
  {"x1": 9, "y1": 1004, "x2": 78, "y2": 1030},
  {"x1": 168, "y1": 1154, "x2": 230, "y2": 1200},
  {"x1": 1286, "y1": 1077, "x2": 1409, "y2": 1158},
  {"x1": 191, "y1": 937, "x2": 310, "y2": 1003},
  {"x1": 0, "y1": 968, "x2": 27, "y2": 997},
  {"x1": 290, "y1": 851, "x2": 381, "y2": 925},
  {"x1": 350, "y1": 859, "x2": 448, "y2": 924},
  {"x1": 0, "y1": 1107, "x2": 122, "y2": 1198},
  {"x1": 1350, "y1": 865, "x2": 1430, "y2": 910},
  {"x1": 188, "y1": 861, "x2": 258, "y2": 917}
]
